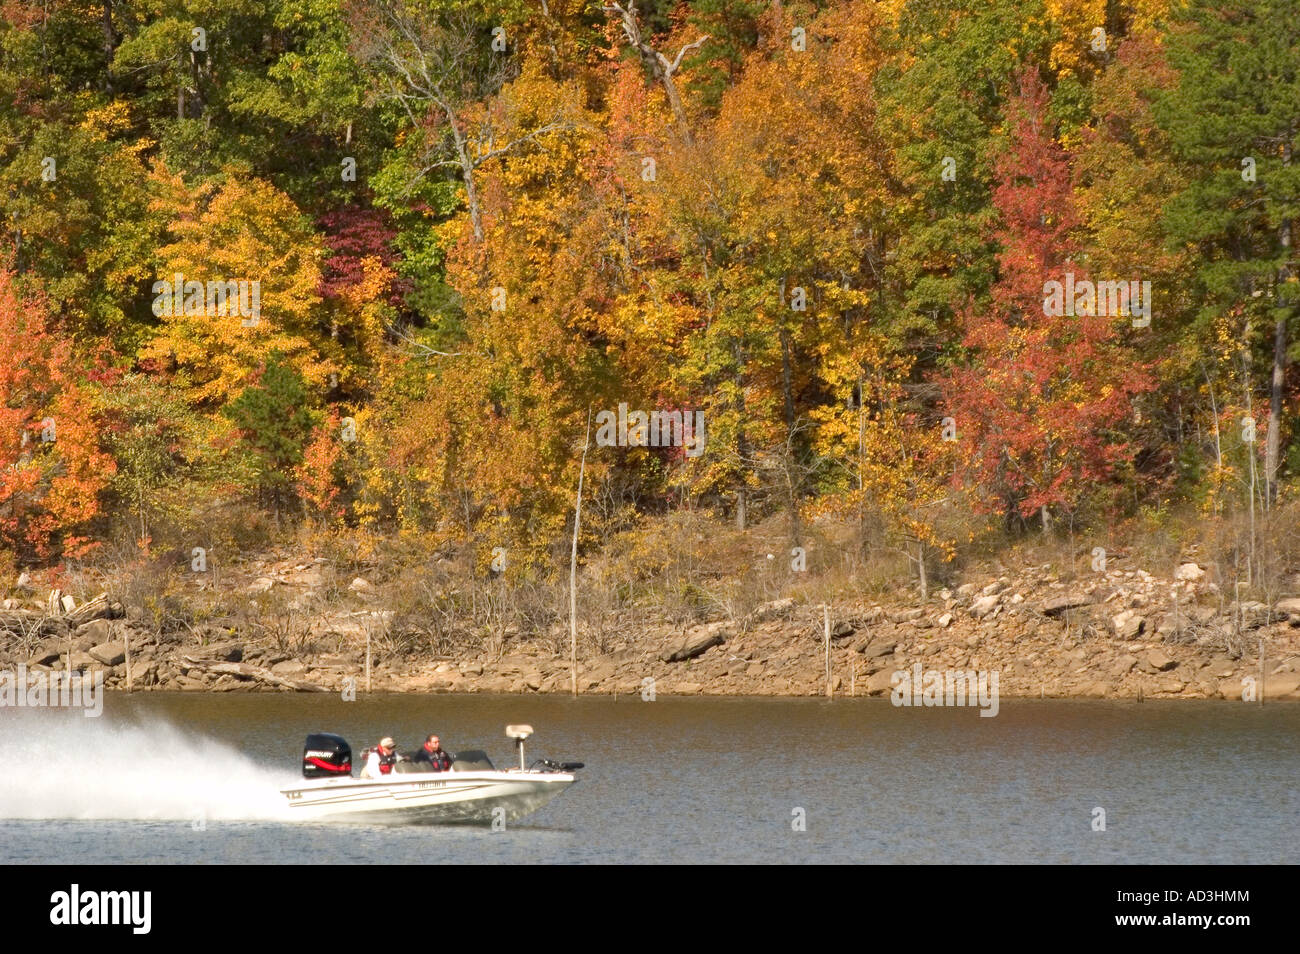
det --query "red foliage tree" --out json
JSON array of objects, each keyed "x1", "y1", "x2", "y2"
[
  {"x1": 940, "y1": 69, "x2": 1151, "y2": 529},
  {"x1": 317, "y1": 207, "x2": 405, "y2": 307}
]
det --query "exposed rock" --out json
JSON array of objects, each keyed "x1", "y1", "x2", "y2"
[
  {"x1": 1145, "y1": 649, "x2": 1177, "y2": 672},
  {"x1": 29, "y1": 548, "x2": 1288, "y2": 701},
  {"x1": 1207, "y1": 656, "x2": 1237, "y2": 678},
  {"x1": 348, "y1": 577, "x2": 374, "y2": 593},
  {"x1": 747, "y1": 598, "x2": 795, "y2": 623},
  {"x1": 857, "y1": 639, "x2": 896, "y2": 660},
  {"x1": 859, "y1": 606, "x2": 888, "y2": 624},
  {"x1": 1174, "y1": 563, "x2": 1205, "y2": 582},
  {"x1": 70, "y1": 631, "x2": 99, "y2": 653},
  {"x1": 1155, "y1": 614, "x2": 1186, "y2": 638},
  {"x1": 1040, "y1": 594, "x2": 1092, "y2": 616},
  {"x1": 88, "y1": 642, "x2": 126, "y2": 666},
  {"x1": 1264, "y1": 672, "x2": 1300, "y2": 698},
  {"x1": 889, "y1": 608, "x2": 924, "y2": 624},
  {"x1": 864, "y1": 669, "x2": 897, "y2": 696},
  {"x1": 1111, "y1": 610, "x2": 1145, "y2": 641},
  {"x1": 1112, "y1": 654, "x2": 1138, "y2": 675},
  {"x1": 1274, "y1": 597, "x2": 1300, "y2": 620},
  {"x1": 830, "y1": 620, "x2": 857, "y2": 639},
  {"x1": 180, "y1": 655, "x2": 329, "y2": 692},
  {"x1": 661, "y1": 627, "x2": 727, "y2": 663},
  {"x1": 75, "y1": 618, "x2": 113, "y2": 646},
  {"x1": 1229, "y1": 601, "x2": 1273, "y2": 628}
]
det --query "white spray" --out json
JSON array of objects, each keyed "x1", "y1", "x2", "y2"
[{"x1": 0, "y1": 712, "x2": 290, "y2": 821}]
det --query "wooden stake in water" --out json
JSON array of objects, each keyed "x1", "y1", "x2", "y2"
[
  {"x1": 365, "y1": 622, "x2": 372, "y2": 694},
  {"x1": 1259, "y1": 637, "x2": 1265, "y2": 706},
  {"x1": 824, "y1": 604, "x2": 832, "y2": 698}
]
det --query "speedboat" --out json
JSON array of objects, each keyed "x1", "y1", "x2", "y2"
[{"x1": 279, "y1": 725, "x2": 582, "y2": 825}]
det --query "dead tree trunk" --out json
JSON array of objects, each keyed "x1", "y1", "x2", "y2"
[
  {"x1": 604, "y1": 1, "x2": 708, "y2": 145},
  {"x1": 1266, "y1": 125, "x2": 1293, "y2": 507}
]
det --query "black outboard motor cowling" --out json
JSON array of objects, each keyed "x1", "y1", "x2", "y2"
[{"x1": 302, "y1": 733, "x2": 352, "y2": 778}]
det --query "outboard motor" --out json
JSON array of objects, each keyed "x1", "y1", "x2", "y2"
[{"x1": 302, "y1": 733, "x2": 352, "y2": 779}]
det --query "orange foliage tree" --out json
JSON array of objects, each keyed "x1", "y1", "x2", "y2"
[{"x1": 0, "y1": 267, "x2": 113, "y2": 561}]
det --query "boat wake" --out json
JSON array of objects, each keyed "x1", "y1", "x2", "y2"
[{"x1": 0, "y1": 714, "x2": 290, "y2": 822}]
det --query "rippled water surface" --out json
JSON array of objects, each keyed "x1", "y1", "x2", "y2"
[{"x1": 0, "y1": 693, "x2": 1296, "y2": 863}]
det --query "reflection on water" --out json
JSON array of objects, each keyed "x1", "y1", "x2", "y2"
[{"x1": 1, "y1": 693, "x2": 1296, "y2": 863}]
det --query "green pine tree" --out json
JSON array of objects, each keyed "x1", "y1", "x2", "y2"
[
  {"x1": 223, "y1": 353, "x2": 320, "y2": 513},
  {"x1": 1156, "y1": 0, "x2": 1300, "y2": 502}
]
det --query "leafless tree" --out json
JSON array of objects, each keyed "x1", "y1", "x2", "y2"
[{"x1": 349, "y1": 0, "x2": 576, "y2": 242}]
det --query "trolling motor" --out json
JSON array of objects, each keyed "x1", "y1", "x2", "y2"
[{"x1": 506, "y1": 724, "x2": 584, "y2": 773}]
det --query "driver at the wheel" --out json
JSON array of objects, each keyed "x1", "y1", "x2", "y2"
[{"x1": 411, "y1": 734, "x2": 452, "y2": 772}]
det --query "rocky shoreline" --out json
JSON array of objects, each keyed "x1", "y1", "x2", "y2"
[{"x1": 3, "y1": 560, "x2": 1300, "y2": 701}]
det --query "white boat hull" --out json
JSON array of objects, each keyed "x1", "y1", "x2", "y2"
[{"x1": 280, "y1": 771, "x2": 576, "y2": 825}]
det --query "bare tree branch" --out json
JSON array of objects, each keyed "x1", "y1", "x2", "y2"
[
  {"x1": 350, "y1": 0, "x2": 578, "y2": 242},
  {"x1": 603, "y1": 1, "x2": 708, "y2": 144}
]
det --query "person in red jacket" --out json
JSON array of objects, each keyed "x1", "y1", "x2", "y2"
[{"x1": 411, "y1": 734, "x2": 452, "y2": 772}]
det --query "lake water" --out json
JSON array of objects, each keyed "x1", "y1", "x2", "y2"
[{"x1": 0, "y1": 693, "x2": 1296, "y2": 864}]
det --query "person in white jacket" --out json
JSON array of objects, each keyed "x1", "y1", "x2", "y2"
[{"x1": 360, "y1": 737, "x2": 399, "y2": 778}]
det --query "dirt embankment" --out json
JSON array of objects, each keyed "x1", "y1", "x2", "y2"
[{"x1": 4, "y1": 559, "x2": 1300, "y2": 700}]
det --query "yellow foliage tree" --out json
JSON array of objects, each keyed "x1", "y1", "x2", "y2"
[{"x1": 141, "y1": 165, "x2": 327, "y2": 409}]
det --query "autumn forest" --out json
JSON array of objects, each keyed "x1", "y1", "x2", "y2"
[{"x1": 2, "y1": 0, "x2": 1298, "y2": 615}]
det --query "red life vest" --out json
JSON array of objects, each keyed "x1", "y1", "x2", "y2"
[
  {"x1": 376, "y1": 746, "x2": 396, "y2": 774},
  {"x1": 424, "y1": 745, "x2": 452, "y2": 772}
]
